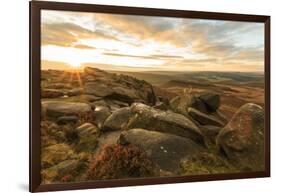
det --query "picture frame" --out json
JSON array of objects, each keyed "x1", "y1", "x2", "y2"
[{"x1": 30, "y1": 1, "x2": 270, "y2": 192}]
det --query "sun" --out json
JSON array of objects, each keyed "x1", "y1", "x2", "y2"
[{"x1": 68, "y1": 61, "x2": 81, "y2": 68}]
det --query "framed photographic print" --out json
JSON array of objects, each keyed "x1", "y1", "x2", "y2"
[{"x1": 30, "y1": 1, "x2": 270, "y2": 192}]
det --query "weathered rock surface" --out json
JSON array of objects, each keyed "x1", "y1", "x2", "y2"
[
  {"x1": 198, "y1": 92, "x2": 220, "y2": 112},
  {"x1": 216, "y1": 103, "x2": 265, "y2": 171},
  {"x1": 41, "y1": 89, "x2": 65, "y2": 98},
  {"x1": 199, "y1": 125, "x2": 222, "y2": 144},
  {"x1": 102, "y1": 107, "x2": 131, "y2": 131},
  {"x1": 67, "y1": 88, "x2": 84, "y2": 96},
  {"x1": 126, "y1": 103, "x2": 205, "y2": 145},
  {"x1": 153, "y1": 101, "x2": 169, "y2": 111},
  {"x1": 44, "y1": 83, "x2": 72, "y2": 90},
  {"x1": 188, "y1": 107, "x2": 225, "y2": 127},
  {"x1": 84, "y1": 82, "x2": 114, "y2": 97},
  {"x1": 83, "y1": 67, "x2": 157, "y2": 105},
  {"x1": 84, "y1": 67, "x2": 112, "y2": 77},
  {"x1": 118, "y1": 129, "x2": 203, "y2": 172},
  {"x1": 76, "y1": 123, "x2": 99, "y2": 137},
  {"x1": 92, "y1": 106, "x2": 111, "y2": 129},
  {"x1": 56, "y1": 115, "x2": 78, "y2": 125},
  {"x1": 42, "y1": 101, "x2": 92, "y2": 118},
  {"x1": 170, "y1": 90, "x2": 207, "y2": 115}
]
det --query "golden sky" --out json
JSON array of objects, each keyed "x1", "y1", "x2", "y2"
[{"x1": 41, "y1": 10, "x2": 264, "y2": 72}]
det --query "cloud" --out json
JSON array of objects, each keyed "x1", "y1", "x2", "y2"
[
  {"x1": 227, "y1": 48, "x2": 264, "y2": 62},
  {"x1": 94, "y1": 14, "x2": 175, "y2": 39},
  {"x1": 94, "y1": 14, "x2": 262, "y2": 60},
  {"x1": 73, "y1": 44, "x2": 96, "y2": 49},
  {"x1": 150, "y1": 54, "x2": 184, "y2": 59},
  {"x1": 41, "y1": 22, "x2": 118, "y2": 47},
  {"x1": 103, "y1": 52, "x2": 156, "y2": 59},
  {"x1": 41, "y1": 10, "x2": 264, "y2": 72},
  {"x1": 103, "y1": 52, "x2": 185, "y2": 60}
]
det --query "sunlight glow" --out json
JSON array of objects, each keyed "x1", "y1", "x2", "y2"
[{"x1": 69, "y1": 61, "x2": 81, "y2": 68}]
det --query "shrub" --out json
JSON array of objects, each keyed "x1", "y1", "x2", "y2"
[
  {"x1": 60, "y1": 174, "x2": 74, "y2": 182},
  {"x1": 180, "y1": 152, "x2": 238, "y2": 175},
  {"x1": 87, "y1": 144, "x2": 158, "y2": 180},
  {"x1": 64, "y1": 127, "x2": 79, "y2": 143},
  {"x1": 41, "y1": 121, "x2": 65, "y2": 147}
]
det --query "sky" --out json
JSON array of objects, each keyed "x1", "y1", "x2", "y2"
[{"x1": 41, "y1": 10, "x2": 264, "y2": 72}]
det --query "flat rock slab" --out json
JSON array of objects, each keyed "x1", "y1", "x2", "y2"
[
  {"x1": 188, "y1": 107, "x2": 224, "y2": 127},
  {"x1": 42, "y1": 101, "x2": 91, "y2": 118},
  {"x1": 118, "y1": 129, "x2": 204, "y2": 172}
]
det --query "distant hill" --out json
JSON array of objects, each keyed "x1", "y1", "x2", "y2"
[{"x1": 110, "y1": 70, "x2": 264, "y2": 87}]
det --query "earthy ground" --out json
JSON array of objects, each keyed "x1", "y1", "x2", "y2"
[{"x1": 40, "y1": 67, "x2": 265, "y2": 184}]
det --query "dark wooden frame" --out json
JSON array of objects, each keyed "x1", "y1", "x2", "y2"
[{"x1": 30, "y1": 0, "x2": 271, "y2": 192}]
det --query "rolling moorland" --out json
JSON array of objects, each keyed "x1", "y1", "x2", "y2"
[{"x1": 40, "y1": 67, "x2": 265, "y2": 184}]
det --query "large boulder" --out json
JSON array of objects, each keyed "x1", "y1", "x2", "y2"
[
  {"x1": 74, "y1": 123, "x2": 99, "y2": 153},
  {"x1": 198, "y1": 92, "x2": 220, "y2": 112},
  {"x1": 76, "y1": 123, "x2": 99, "y2": 137},
  {"x1": 216, "y1": 103, "x2": 265, "y2": 171},
  {"x1": 118, "y1": 129, "x2": 203, "y2": 172},
  {"x1": 126, "y1": 103, "x2": 205, "y2": 145},
  {"x1": 42, "y1": 101, "x2": 92, "y2": 118},
  {"x1": 102, "y1": 107, "x2": 131, "y2": 131},
  {"x1": 188, "y1": 108, "x2": 225, "y2": 127},
  {"x1": 170, "y1": 90, "x2": 207, "y2": 115},
  {"x1": 92, "y1": 106, "x2": 111, "y2": 128}
]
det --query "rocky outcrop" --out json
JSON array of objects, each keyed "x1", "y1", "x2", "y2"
[
  {"x1": 126, "y1": 103, "x2": 205, "y2": 145},
  {"x1": 170, "y1": 91, "x2": 207, "y2": 115},
  {"x1": 118, "y1": 129, "x2": 203, "y2": 172},
  {"x1": 170, "y1": 91, "x2": 221, "y2": 115},
  {"x1": 216, "y1": 103, "x2": 265, "y2": 171},
  {"x1": 84, "y1": 82, "x2": 114, "y2": 97},
  {"x1": 40, "y1": 67, "x2": 266, "y2": 182},
  {"x1": 83, "y1": 67, "x2": 157, "y2": 106}
]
